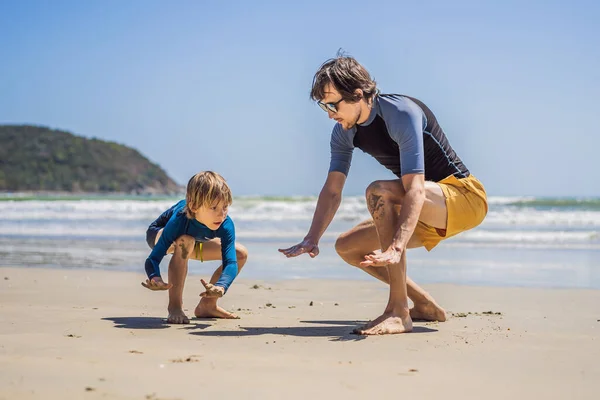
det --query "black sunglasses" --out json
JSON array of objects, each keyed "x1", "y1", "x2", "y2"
[{"x1": 317, "y1": 98, "x2": 344, "y2": 113}]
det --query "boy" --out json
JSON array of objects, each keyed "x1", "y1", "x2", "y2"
[{"x1": 142, "y1": 171, "x2": 248, "y2": 324}]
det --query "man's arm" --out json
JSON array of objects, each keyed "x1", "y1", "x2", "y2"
[
  {"x1": 305, "y1": 171, "x2": 346, "y2": 243},
  {"x1": 278, "y1": 171, "x2": 346, "y2": 258},
  {"x1": 392, "y1": 173, "x2": 426, "y2": 250},
  {"x1": 361, "y1": 97, "x2": 427, "y2": 266}
]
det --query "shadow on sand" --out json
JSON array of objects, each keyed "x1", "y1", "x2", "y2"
[
  {"x1": 186, "y1": 319, "x2": 437, "y2": 341},
  {"x1": 102, "y1": 316, "x2": 210, "y2": 330}
]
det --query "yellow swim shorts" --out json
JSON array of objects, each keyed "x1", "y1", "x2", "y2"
[
  {"x1": 416, "y1": 174, "x2": 488, "y2": 251},
  {"x1": 194, "y1": 241, "x2": 204, "y2": 262}
]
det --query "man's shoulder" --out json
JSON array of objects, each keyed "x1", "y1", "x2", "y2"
[
  {"x1": 331, "y1": 122, "x2": 356, "y2": 135},
  {"x1": 377, "y1": 94, "x2": 423, "y2": 118},
  {"x1": 330, "y1": 122, "x2": 356, "y2": 148}
]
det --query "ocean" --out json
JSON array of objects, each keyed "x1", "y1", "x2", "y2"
[{"x1": 1, "y1": 195, "x2": 599, "y2": 289}]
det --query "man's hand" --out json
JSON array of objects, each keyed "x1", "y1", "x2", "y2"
[
  {"x1": 360, "y1": 246, "x2": 403, "y2": 267},
  {"x1": 199, "y1": 279, "x2": 225, "y2": 298},
  {"x1": 141, "y1": 276, "x2": 173, "y2": 291},
  {"x1": 278, "y1": 239, "x2": 320, "y2": 258}
]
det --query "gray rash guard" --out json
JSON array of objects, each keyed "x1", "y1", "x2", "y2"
[{"x1": 329, "y1": 94, "x2": 469, "y2": 182}]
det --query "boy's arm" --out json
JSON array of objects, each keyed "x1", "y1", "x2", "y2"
[
  {"x1": 142, "y1": 218, "x2": 180, "y2": 289},
  {"x1": 212, "y1": 217, "x2": 238, "y2": 293}
]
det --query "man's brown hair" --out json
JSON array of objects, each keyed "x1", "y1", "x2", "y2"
[{"x1": 310, "y1": 51, "x2": 378, "y2": 103}]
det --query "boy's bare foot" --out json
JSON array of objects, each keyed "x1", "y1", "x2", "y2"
[
  {"x1": 410, "y1": 300, "x2": 447, "y2": 322},
  {"x1": 194, "y1": 299, "x2": 239, "y2": 319},
  {"x1": 354, "y1": 313, "x2": 413, "y2": 335},
  {"x1": 167, "y1": 309, "x2": 190, "y2": 324}
]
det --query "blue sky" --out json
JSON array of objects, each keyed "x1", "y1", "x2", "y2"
[{"x1": 1, "y1": 0, "x2": 598, "y2": 197}]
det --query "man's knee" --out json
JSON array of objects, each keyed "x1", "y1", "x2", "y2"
[
  {"x1": 366, "y1": 180, "x2": 390, "y2": 216},
  {"x1": 365, "y1": 180, "x2": 388, "y2": 199},
  {"x1": 236, "y1": 244, "x2": 248, "y2": 269},
  {"x1": 367, "y1": 180, "x2": 402, "y2": 202},
  {"x1": 174, "y1": 235, "x2": 195, "y2": 259},
  {"x1": 365, "y1": 180, "x2": 404, "y2": 216},
  {"x1": 334, "y1": 234, "x2": 360, "y2": 267},
  {"x1": 334, "y1": 233, "x2": 351, "y2": 257}
]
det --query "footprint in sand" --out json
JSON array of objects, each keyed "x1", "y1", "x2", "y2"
[{"x1": 169, "y1": 355, "x2": 201, "y2": 363}]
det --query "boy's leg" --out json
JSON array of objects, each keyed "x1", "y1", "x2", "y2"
[
  {"x1": 190, "y1": 239, "x2": 248, "y2": 319},
  {"x1": 204, "y1": 241, "x2": 248, "y2": 284},
  {"x1": 166, "y1": 235, "x2": 195, "y2": 324}
]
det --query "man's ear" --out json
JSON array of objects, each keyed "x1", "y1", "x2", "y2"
[{"x1": 353, "y1": 89, "x2": 364, "y2": 101}]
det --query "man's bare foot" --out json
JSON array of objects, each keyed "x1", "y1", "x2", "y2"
[
  {"x1": 354, "y1": 313, "x2": 413, "y2": 335},
  {"x1": 410, "y1": 300, "x2": 447, "y2": 322},
  {"x1": 357, "y1": 313, "x2": 388, "y2": 331},
  {"x1": 167, "y1": 309, "x2": 190, "y2": 324},
  {"x1": 194, "y1": 299, "x2": 239, "y2": 319}
]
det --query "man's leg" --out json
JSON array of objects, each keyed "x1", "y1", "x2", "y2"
[
  {"x1": 191, "y1": 239, "x2": 249, "y2": 319},
  {"x1": 335, "y1": 219, "x2": 447, "y2": 323},
  {"x1": 358, "y1": 181, "x2": 412, "y2": 334},
  {"x1": 166, "y1": 234, "x2": 195, "y2": 324},
  {"x1": 339, "y1": 179, "x2": 448, "y2": 334}
]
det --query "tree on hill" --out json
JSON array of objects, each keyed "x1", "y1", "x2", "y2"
[{"x1": 0, "y1": 125, "x2": 182, "y2": 194}]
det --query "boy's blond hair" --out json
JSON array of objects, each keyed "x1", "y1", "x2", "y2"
[{"x1": 184, "y1": 171, "x2": 233, "y2": 219}]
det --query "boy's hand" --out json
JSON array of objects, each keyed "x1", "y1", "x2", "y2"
[
  {"x1": 199, "y1": 279, "x2": 225, "y2": 298},
  {"x1": 141, "y1": 276, "x2": 173, "y2": 291}
]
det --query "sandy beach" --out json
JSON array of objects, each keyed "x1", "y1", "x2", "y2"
[{"x1": 1, "y1": 266, "x2": 599, "y2": 400}]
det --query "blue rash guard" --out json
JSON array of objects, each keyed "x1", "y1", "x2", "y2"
[
  {"x1": 144, "y1": 200, "x2": 238, "y2": 292},
  {"x1": 329, "y1": 94, "x2": 469, "y2": 182}
]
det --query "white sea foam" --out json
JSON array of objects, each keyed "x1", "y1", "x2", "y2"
[
  {"x1": 0, "y1": 196, "x2": 598, "y2": 247},
  {"x1": 454, "y1": 229, "x2": 599, "y2": 244}
]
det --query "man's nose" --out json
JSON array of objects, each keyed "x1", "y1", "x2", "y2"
[{"x1": 327, "y1": 109, "x2": 336, "y2": 119}]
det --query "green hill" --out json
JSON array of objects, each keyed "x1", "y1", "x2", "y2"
[{"x1": 0, "y1": 125, "x2": 182, "y2": 194}]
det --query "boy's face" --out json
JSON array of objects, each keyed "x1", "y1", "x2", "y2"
[{"x1": 194, "y1": 200, "x2": 229, "y2": 230}]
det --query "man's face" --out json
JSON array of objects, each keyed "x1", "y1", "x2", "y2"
[{"x1": 319, "y1": 83, "x2": 363, "y2": 130}]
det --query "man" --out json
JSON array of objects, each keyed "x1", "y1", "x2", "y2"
[{"x1": 279, "y1": 55, "x2": 488, "y2": 335}]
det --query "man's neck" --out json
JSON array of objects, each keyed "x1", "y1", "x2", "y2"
[{"x1": 357, "y1": 96, "x2": 374, "y2": 125}]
